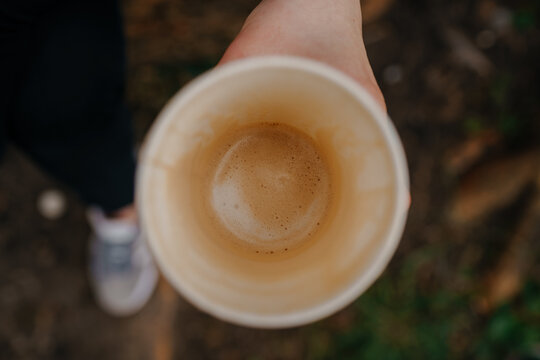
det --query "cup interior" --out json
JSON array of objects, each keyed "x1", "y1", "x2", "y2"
[{"x1": 138, "y1": 57, "x2": 409, "y2": 328}]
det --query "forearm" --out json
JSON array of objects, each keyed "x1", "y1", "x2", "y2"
[
  {"x1": 245, "y1": 0, "x2": 363, "y2": 39},
  {"x1": 220, "y1": 0, "x2": 385, "y2": 110},
  {"x1": 224, "y1": 0, "x2": 363, "y2": 63},
  {"x1": 254, "y1": 0, "x2": 361, "y2": 17}
]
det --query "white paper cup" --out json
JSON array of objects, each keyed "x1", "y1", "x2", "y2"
[{"x1": 137, "y1": 56, "x2": 409, "y2": 328}]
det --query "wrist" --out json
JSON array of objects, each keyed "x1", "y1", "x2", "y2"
[{"x1": 259, "y1": 0, "x2": 361, "y2": 16}]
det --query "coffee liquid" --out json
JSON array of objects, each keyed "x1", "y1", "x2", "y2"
[{"x1": 202, "y1": 123, "x2": 332, "y2": 254}]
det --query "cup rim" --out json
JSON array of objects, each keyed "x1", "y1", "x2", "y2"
[{"x1": 137, "y1": 55, "x2": 410, "y2": 329}]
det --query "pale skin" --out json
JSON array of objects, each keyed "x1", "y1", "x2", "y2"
[
  {"x1": 220, "y1": 0, "x2": 385, "y2": 110},
  {"x1": 110, "y1": 0, "x2": 383, "y2": 220}
]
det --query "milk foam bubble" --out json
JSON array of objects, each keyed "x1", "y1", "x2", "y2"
[{"x1": 207, "y1": 123, "x2": 331, "y2": 253}]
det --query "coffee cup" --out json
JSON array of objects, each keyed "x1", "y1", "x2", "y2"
[{"x1": 137, "y1": 56, "x2": 409, "y2": 328}]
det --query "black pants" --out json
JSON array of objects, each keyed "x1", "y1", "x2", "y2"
[{"x1": 0, "y1": 0, "x2": 135, "y2": 212}]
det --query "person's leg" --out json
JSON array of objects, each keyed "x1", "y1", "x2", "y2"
[
  {"x1": 0, "y1": 1, "x2": 45, "y2": 160},
  {"x1": 0, "y1": 24, "x2": 15, "y2": 159},
  {"x1": 9, "y1": 0, "x2": 135, "y2": 213},
  {"x1": 6, "y1": 0, "x2": 157, "y2": 315}
]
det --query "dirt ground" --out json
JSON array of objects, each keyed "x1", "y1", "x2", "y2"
[{"x1": 0, "y1": 0, "x2": 539, "y2": 359}]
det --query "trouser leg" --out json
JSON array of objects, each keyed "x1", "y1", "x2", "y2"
[{"x1": 7, "y1": 0, "x2": 135, "y2": 212}]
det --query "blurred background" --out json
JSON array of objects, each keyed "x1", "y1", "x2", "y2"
[{"x1": 1, "y1": 0, "x2": 539, "y2": 359}]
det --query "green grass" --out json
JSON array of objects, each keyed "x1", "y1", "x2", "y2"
[{"x1": 309, "y1": 250, "x2": 540, "y2": 359}]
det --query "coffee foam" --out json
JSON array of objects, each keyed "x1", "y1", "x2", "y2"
[{"x1": 205, "y1": 123, "x2": 331, "y2": 253}]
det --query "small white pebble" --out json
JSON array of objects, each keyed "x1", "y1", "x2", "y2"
[
  {"x1": 476, "y1": 30, "x2": 496, "y2": 49},
  {"x1": 383, "y1": 64, "x2": 403, "y2": 85},
  {"x1": 37, "y1": 189, "x2": 66, "y2": 220}
]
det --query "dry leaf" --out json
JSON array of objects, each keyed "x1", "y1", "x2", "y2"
[
  {"x1": 450, "y1": 151, "x2": 539, "y2": 224},
  {"x1": 478, "y1": 190, "x2": 540, "y2": 311}
]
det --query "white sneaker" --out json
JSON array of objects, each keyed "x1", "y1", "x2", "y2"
[{"x1": 87, "y1": 207, "x2": 158, "y2": 316}]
